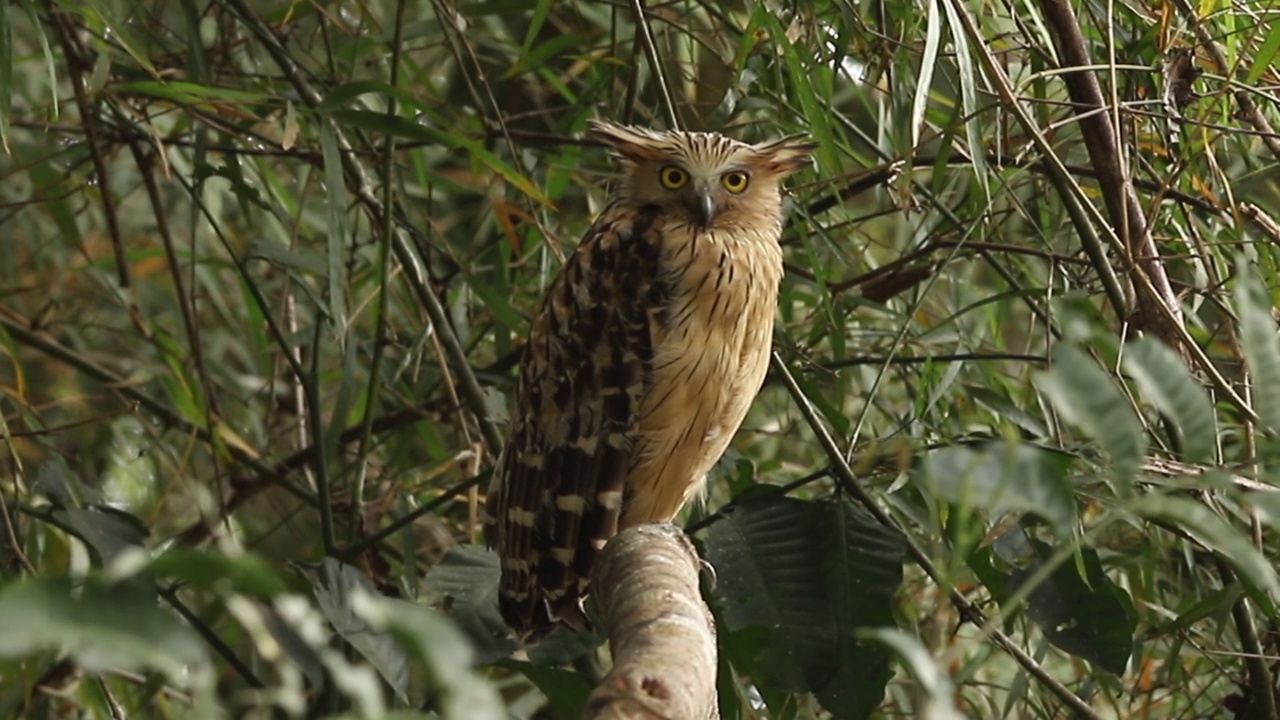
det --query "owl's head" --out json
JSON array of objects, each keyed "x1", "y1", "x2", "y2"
[{"x1": 587, "y1": 120, "x2": 815, "y2": 231}]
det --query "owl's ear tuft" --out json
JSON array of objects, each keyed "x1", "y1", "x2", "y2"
[
  {"x1": 752, "y1": 135, "x2": 818, "y2": 176},
  {"x1": 586, "y1": 120, "x2": 669, "y2": 163}
]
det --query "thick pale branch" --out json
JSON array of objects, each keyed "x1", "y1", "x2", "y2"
[{"x1": 585, "y1": 524, "x2": 718, "y2": 720}]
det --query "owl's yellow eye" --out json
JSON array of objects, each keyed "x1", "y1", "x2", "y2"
[
  {"x1": 721, "y1": 171, "x2": 750, "y2": 193},
  {"x1": 659, "y1": 165, "x2": 688, "y2": 189}
]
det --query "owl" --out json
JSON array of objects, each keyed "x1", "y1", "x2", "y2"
[{"x1": 485, "y1": 120, "x2": 815, "y2": 638}]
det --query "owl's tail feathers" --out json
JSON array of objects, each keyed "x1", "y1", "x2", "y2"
[
  {"x1": 498, "y1": 583, "x2": 588, "y2": 643},
  {"x1": 484, "y1": 480, "x2": 589, "y2": 643}
]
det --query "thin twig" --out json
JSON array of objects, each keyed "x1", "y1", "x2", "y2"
[
  {"x1": 47, "y1": 9, "x2": 130, "y2": 289},
  {"x1": 351, "y1": 0, "x2": 411, "y2": 544},
  {"x1": 627, "y1": 0, "x2": 680, "y2": 130}
]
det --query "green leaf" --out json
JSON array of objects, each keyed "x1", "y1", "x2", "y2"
[
  {"x1": 146, "y1": 549, "x2": 287, "y2": 598},
  {"x1": 762, "y1": 13, "x2": 837, "y2": 172},
  {"x1": 862, "y1": 629, "x2": 965, "y2": 720},
  {"x1": 1234, "y1": 259, "x2": 1280, "y2": 433},
  {"x1": 1137, "y1": 495, "x2": 1280, "y2": 597},
  {"x1": 1007, "y1": 538, "x2": 1135, "y2": 674},
  {"x1": 422, "y1": 544, "x2": 517, "y2": 664},
  {"x1": 1147, "y1": 584, "x2": 1240, "y2": 637},
  {"x1": 966, "y1": 385, "x2": 1049, "y2": 437},
  {"x1": 353, "y1": 581, "x2": 505, "y2": 720},
  {"x1": 498, "y1": 660, "x2": 591, "y2": 719},
  {"x1": 812, "y1": 501, "x2": 905, "y2": 718},
  {"x1": 0, "y1": 2, "x2": 11, "y2": 151},
  {"x1": 113, "y1": 80, "x2": 271, "y2": 106},
  {"x1": 911, "y1": 0, "x2": 943, "y2": 150},
  {"x1": 317, "y1": 80, "x2": 426, "y2": 114},
  {"x1": 1123, "y1": 337, "x2": 1216, "y2": 463},
  {"x1": 320, "y1": 120, "x2": 348, "y2": 329},
  {"x1": 0, "y1": 577, "x2": 210, "y2": 687},
  {"x1": 1247, "y1": 21, "x2": 1280, "y2": 84},
  {"x1": 520, "y1": 0, "x2": 554, "y2": 52},
  {"x1": 916, "y1": 441, "x2": 1077, "y2": 538},
  {"x1": 700, "y1": 497, "x2": 904, "y2": 720},
  {"x1": 1036, "y1": 344, "x2": 1145, "y2": 483},
  {"x1": 310, "y1": 559, "x2": 410, "y2": 703},
  {"x1": 39, "y1": 506, "x2": 148, "y2": 568},
  {"x1": 939, "y1": 0, "x2": 989, "y2": 200}
]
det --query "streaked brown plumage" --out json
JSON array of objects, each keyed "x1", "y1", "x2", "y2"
[{"x1": 485, "y1": 120, "x2": 815, "y2": 638}]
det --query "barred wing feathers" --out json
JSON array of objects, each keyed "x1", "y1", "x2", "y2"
[{"x1": 486, "y1": 202, "x2": 668, "y2": 636}]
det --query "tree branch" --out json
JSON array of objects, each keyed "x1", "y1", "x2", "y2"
[
  {"x1": 586, "y1": 524, "x2": 718, "y2": 720},
  {"x1": 1038, "y1": 0, "x2": 1186, "y2": 348}
]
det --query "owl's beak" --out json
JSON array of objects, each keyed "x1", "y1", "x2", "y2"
[{"x1": 694, "y1": 186, "x2": 716, "y2": 229}]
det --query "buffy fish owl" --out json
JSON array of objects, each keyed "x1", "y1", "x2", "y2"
[{"x1": 485, "y1": 120, "x2": 815, "y2": 638}]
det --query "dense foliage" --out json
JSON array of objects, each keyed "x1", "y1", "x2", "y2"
[{"x1": 3, "y1": 0, "x2": 1280, "y2": 717}]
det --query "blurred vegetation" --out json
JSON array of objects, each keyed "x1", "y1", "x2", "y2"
[{"x1": 2, "y1": 0, "x2": 1280, "y2": 718}]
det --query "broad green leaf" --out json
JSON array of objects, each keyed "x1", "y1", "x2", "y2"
[
  {"x1": 310, "y1": 559, "x2": 410, "y2": 702},
  {"x1": 353, "y1": 582, "x2": 505, "y2": 720},
  {"x1": 525, "y1": 624, "x2": 604, "y2": 667},
  {"x1": 0, "y1": 577, "x2": 210, "y2": 687},
  {"x1": 423, "y1": 544, "x2": 517, "y2": 664},
  {"x1": 812, "y1": 501, "x2": 904, "y2": 718},
  {"x1": 700, "y1": 497, "x2": 904, "y2": 720},
  {"x1": 917, "y1": 441, "x2": 1077, "y2": 538},
  {"x1": 147, "y1": 549, "x2": 287, "y2": 598},
  {"x1": 1036, "y1": 344, "x2": 1145, "y2": 483},
  {"x1": 39, "y1": 506, "x2": 148, "y2": 568},
  {"x1": 1007, "y1": 538, "x2": 1135, "y2": 674},
  {"x1": 498, "y1": 660, "x2": 591, "y2": 719},
  {"x1": 1123, "y1": 337, "x2": 1216, "y2": 463},
  {"x1": 1234, "y1": 259, "x2": 1280, "y2": 433}
]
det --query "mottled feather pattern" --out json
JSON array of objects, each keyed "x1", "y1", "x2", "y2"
[
  {"x1": 487, "y1": 202, "x2": 668, "y2": 631},
  {"x1": 486, "y1": 120, "x2": 815, "y2": 639}
]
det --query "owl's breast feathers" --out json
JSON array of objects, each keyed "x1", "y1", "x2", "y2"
[{"x1": 485, "y1": 202, "x2": 783, "y2": 637}]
